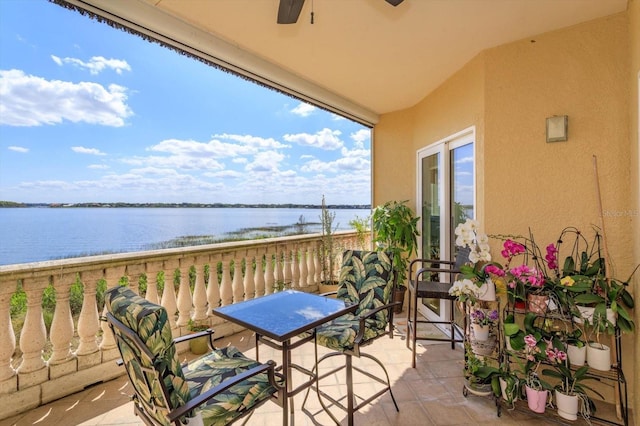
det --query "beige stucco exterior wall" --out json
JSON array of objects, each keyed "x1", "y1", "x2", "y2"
[
  {"x1": 374, "y1": 9, "x2": 638, "y2": 418},
  {"x1": 627, "y1": 0, "x2": 639, "y2": 416}
]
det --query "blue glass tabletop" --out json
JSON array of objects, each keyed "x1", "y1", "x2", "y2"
[{"x1": 213, "y1": 290, "x2": 356, "y2": 341}]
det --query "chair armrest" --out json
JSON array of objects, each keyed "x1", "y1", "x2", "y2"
[
  {"x1": 354, "y1": 301, "x2": 399, "y2": 345},
  {"x1": 173, "y1": 328, "x2": 214, "y2": 344},
  {"x1": 409, "y1": 258, "x2": 457, "y2": 279},
  {"x1": 167, "y1": 360, "x2": 279, "y2": 423}
]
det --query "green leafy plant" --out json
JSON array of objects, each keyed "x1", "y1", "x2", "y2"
[
  {"x1": 371, "y1": 200, "x2": 419, "y2": 287},
  {"x1": 319, "y1": 195, "x2": 340, "y2": 284}
]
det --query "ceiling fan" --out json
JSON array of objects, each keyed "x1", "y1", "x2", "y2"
[{"x1": 277, "y1": 0, "x2": 405, "y2": 24}]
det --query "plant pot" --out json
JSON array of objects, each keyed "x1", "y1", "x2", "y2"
[
  {"x1": 477, "y1": 278, "x2": 496, "y2": 301},
  {"x1": 470, "y1": 333, "x2": 496, "y2": 356},
  {"x1": 567, "y1": 343, "x2": 586, "y2": 366},
  {"x1": 499, "y1": 377, "x2": 518, "y2": 403},
  {"x1": 574, "y1": 306, "x2": 616, "y2": 326},
  {"x1": 525, "y1": 385, "x2": 548, "y2": 414},
  {"x1": 527, "y1": 293, "x2": 548, "y2": 314},
  {"x1": 392, "y1": 286, "x2": 407, "y2": 313},
  {"x1": 587, "y1": 342, "x2": 611, "y2": 371},
  {"x1": 464, "y1": 378, "x2": 492, "y2": 396},
  {"x1": 555, "y1": 390, "x2": 579, "y2": 421},
  {"x1": 513, "y1": 300, "x2": 526, "y2": 312},
  {"x1": 471, "y1": 323, "x2": 490, "y2": 341},
  {"x1": 318, "y1": 281, "x2": 339, "y2": 296},
  {"x1": 189, "y1": 335, "x2": 210, "y2": 355}
]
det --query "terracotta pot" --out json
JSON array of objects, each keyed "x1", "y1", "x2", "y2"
[
  {"x1": 189, "y1": 335, "x2": 209, "y2": 355},
  {"x1": 527, "y1": 293, "x2": 548, "y2": 314},
  {"x1": 555, "y1": 390, "x2": 579, "y2": 421},
  {"x1": 525, "y1": 385, "x2": 548, "y2": 413}
]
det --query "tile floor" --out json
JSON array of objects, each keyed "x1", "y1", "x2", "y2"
[{"x1": 0, "y1": 314, "x2": 631, "y2": 426}]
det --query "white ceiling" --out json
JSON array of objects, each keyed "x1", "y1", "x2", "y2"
[{"x1": 79, "y1": 0, "x2": 628, "y2": 118}]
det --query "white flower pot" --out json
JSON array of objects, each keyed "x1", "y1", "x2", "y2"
[
  {"x1": 555, "y1": 390, "x2": 579, "y2": 421},
  {"x1": 477, "y1": 278, "x2": 496, "y2": 301},
  {"x1": 587, "y1": 342, "x2": 611, "y2": 371},
  {"x1": 525, "y1": 385, "x2": 548, "y2": 414},
  {"x1": 471, "y1": 323, "x2": 490, "y2": 341},
  {"x1": 499, "y1": 377, "x2": 518, "y2": 403},
  {"x1": 574, "y1": 306, "x2": 616, "y2": 326},
  {"x1": 567, "y1": 343, "x2": 586, "y2": 366}
]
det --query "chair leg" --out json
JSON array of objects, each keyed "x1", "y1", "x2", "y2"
[{"x1": 306, "y1": 351, "x2": 399, "y2": 426}]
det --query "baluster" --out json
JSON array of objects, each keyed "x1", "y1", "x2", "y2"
[
  {"x1": 283, "y1": 248, "x2": 293, "y2": 288},
  {"x1": 0, "y1": 284, "x2": 17, "y2": 382},
  {"x1": 176, "y1": 260, "x2": 192, "y2": 327},
  {"x1": 18, "y1": 276, "x2": 49, "y2": 374},
  {"x1": 100, "y1": 266, "x2": 125, "y2": 351},
  {"x1": 314, "y1": 243, "x2": 322, "y2": 286},
  {"x1": 48, "y1": 273, "x2": 75, "y2": 365},
  {"x1": 244, "y1": 252, "x2": 255, "y2": 300},
  {"x1": 220, "y1": 259, "x2": 233, "y2": 306},
  {"x1": 232, "y1": 257, "x2": 244, "y2": 303},
  {"x1": 160, "y1": 260, "x2": 179, "y2": 331},
  {"x1": 307, "y1": 244, "x2": 316, "y2": 288},
  {"x1": 275, "y1": 249, "x2": 285, "y2": 290},
  {"x1": 254, "y1": 252, "x2": 265, "y2": 297},
  {"x1": 292, "y1": 246, "x2": 301, "y2": 289},
  {"x1": 126, "y1": 263, "x2": 146, "y2": 294},
  {"x1": 192, "y1": 256, "x2": 208, "y2": 321},
  {"x1": 299, "y1": 244, "x2": 308, "y2": 289},
  {"x1": 265, "y1": 251, "x2": 275, "y2": 294},
  {"x1": 206, "y1": 257, "x2": 222, "y2": 324},
  {"x1": 145, "y1": 261, "x2": 162, "y2": 304},
  {"x1": 76, "y1": 269, "x2": 102, "y2": 356}
]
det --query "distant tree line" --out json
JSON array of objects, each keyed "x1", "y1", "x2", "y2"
[{"x1": 0, "y1": 201, "x2": 371, "y2": 209}]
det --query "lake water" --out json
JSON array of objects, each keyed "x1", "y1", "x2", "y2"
[{"x1": 0, "y1": 207, "x2": 370, "y2": 266}]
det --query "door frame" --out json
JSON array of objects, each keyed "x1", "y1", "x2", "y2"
[{"x1": 415, "y1": 126, "x2": 476, "y2": 322}]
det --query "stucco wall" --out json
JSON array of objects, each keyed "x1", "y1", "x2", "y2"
[
  {"x1": 374, "y1": 9, "x2": 637, "y2": 417},
  {"x1": 627, "y1": 0, "x2": 639, "y2": 416}
]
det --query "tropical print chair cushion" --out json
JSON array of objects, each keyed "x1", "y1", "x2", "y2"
[
  {"x1": 106, "y1": 286, "x2": 277, "y2": 426},
  {"x1": 183, "y1": 346, "x2": 278, "y2": 426},
  {"x1": 316, "y1": 250, "x2": 394, "y2": 352},
  {"x1": 106, "y1": 286, "x2": 191, "y2": 425}
]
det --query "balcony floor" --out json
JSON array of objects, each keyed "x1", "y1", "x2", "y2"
[{"x1": 1, "y1": 313, "x2": 630, "y2": 426}]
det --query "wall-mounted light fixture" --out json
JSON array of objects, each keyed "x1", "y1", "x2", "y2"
[{"x1": 546, "y1": 115, "x2": 568, "y2": 142}]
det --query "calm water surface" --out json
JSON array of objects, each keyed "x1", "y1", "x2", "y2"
[{"x1": 0, "y1": 208, "x2": 369, "y2": 265}]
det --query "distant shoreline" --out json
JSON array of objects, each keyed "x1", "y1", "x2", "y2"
[{"x1": 0, "y1": 201, "x2": 371, "y2": 209}]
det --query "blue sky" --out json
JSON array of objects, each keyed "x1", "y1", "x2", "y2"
[{"x1": 0, "y1": 0, "x2": 371, "y2": 205}]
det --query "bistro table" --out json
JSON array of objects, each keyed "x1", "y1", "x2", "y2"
[{"x1": 212, "y1": 289, "x2": 357, "y2": 426}]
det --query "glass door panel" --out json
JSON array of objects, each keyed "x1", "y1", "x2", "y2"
[{"x1": 420, "y1": 151, "x2": 441, "y2": 315}]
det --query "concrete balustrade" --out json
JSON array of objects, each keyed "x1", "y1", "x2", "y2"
[{"x1": 0, "y1": 230, "x2": 367, "y2": 420}]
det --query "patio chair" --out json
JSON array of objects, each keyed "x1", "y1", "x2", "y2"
[
  {"x1": 303, "y1": 250, "x2": 400, "y2": 426},
  {"x1": 103, "y1": 286, "x2": 280, "y2": 426},
  {"x1": 406, "y1": 246, "x2": 470, "y2": 367}
]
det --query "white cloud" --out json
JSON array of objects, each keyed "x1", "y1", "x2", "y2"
[
  {"x1": 8, "y1": 146, "x2": 29, "y2": 153},
  {"x1": 88, "y1": 164, "x2": 109, "y2": 169},
  {"x1": 283, "y1": 128, "x2": 343, "y2": 150},
  {"x1": 351, "y1": 129, "x2": 371, "y2": 146},
  {"x1": 212, "y1": 133, "x2": 289, "y2": 150},
  {"x1": 204, "y1": 170, "x2": 243, "y2": 179},
  {"x1": 51, "y1": 55, "x2": 131, "y2": 75},
  {"x1": 246, "y1": 151, "x2": 285, "y2": 172},
  {"x1": 290, "y1": 103, "x2": 316, "y2": 117},
  {"x1": 0, "y1": 69, "x2": 133, "y2": 127},
  {"x1": 72, "y1": 146, "x2": 106, "y2": 156}
]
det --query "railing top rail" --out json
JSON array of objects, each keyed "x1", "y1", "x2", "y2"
[{"x1": 0, "y1": 230, "x2": 359, "y2": 279}]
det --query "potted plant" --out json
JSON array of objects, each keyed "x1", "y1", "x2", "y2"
[
  {"x1": 542, "y1": 347, "x2": 603, "y2": 421},
  {"x1": 348, "y1": 214, "x2": 371, "y2": 251},
  {"x1": 187, "y1": 319, "x2": 211, "y2": 355},
  {"x1": 463, "y1": 343, "x2": 494, "y2": 396},
  {"x1": 371, "y1": 200, "x2": 419, "y2": 312},
  {"x1": 319, "y1": 195, "x2": 340, "y2": 293}
]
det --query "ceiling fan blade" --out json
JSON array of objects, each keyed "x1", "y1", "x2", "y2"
[
  {"x1": 277, "y1": 0, "x2": 305, "y2": 24},
  {"x1": 385, "y1": 0, "x2": 405, "y2": 5}
]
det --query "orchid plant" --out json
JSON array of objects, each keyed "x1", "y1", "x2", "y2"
[{"x1": 470, "y1": 308, "x2": 499, "y2": 327}]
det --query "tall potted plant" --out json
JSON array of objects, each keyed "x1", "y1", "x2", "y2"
[
  {"x1": 372, "y1": 200, "x2": 420, "y2": 312},
  {"x1": 319, "y1": 195, "x2": 340, "y2": 293}
]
